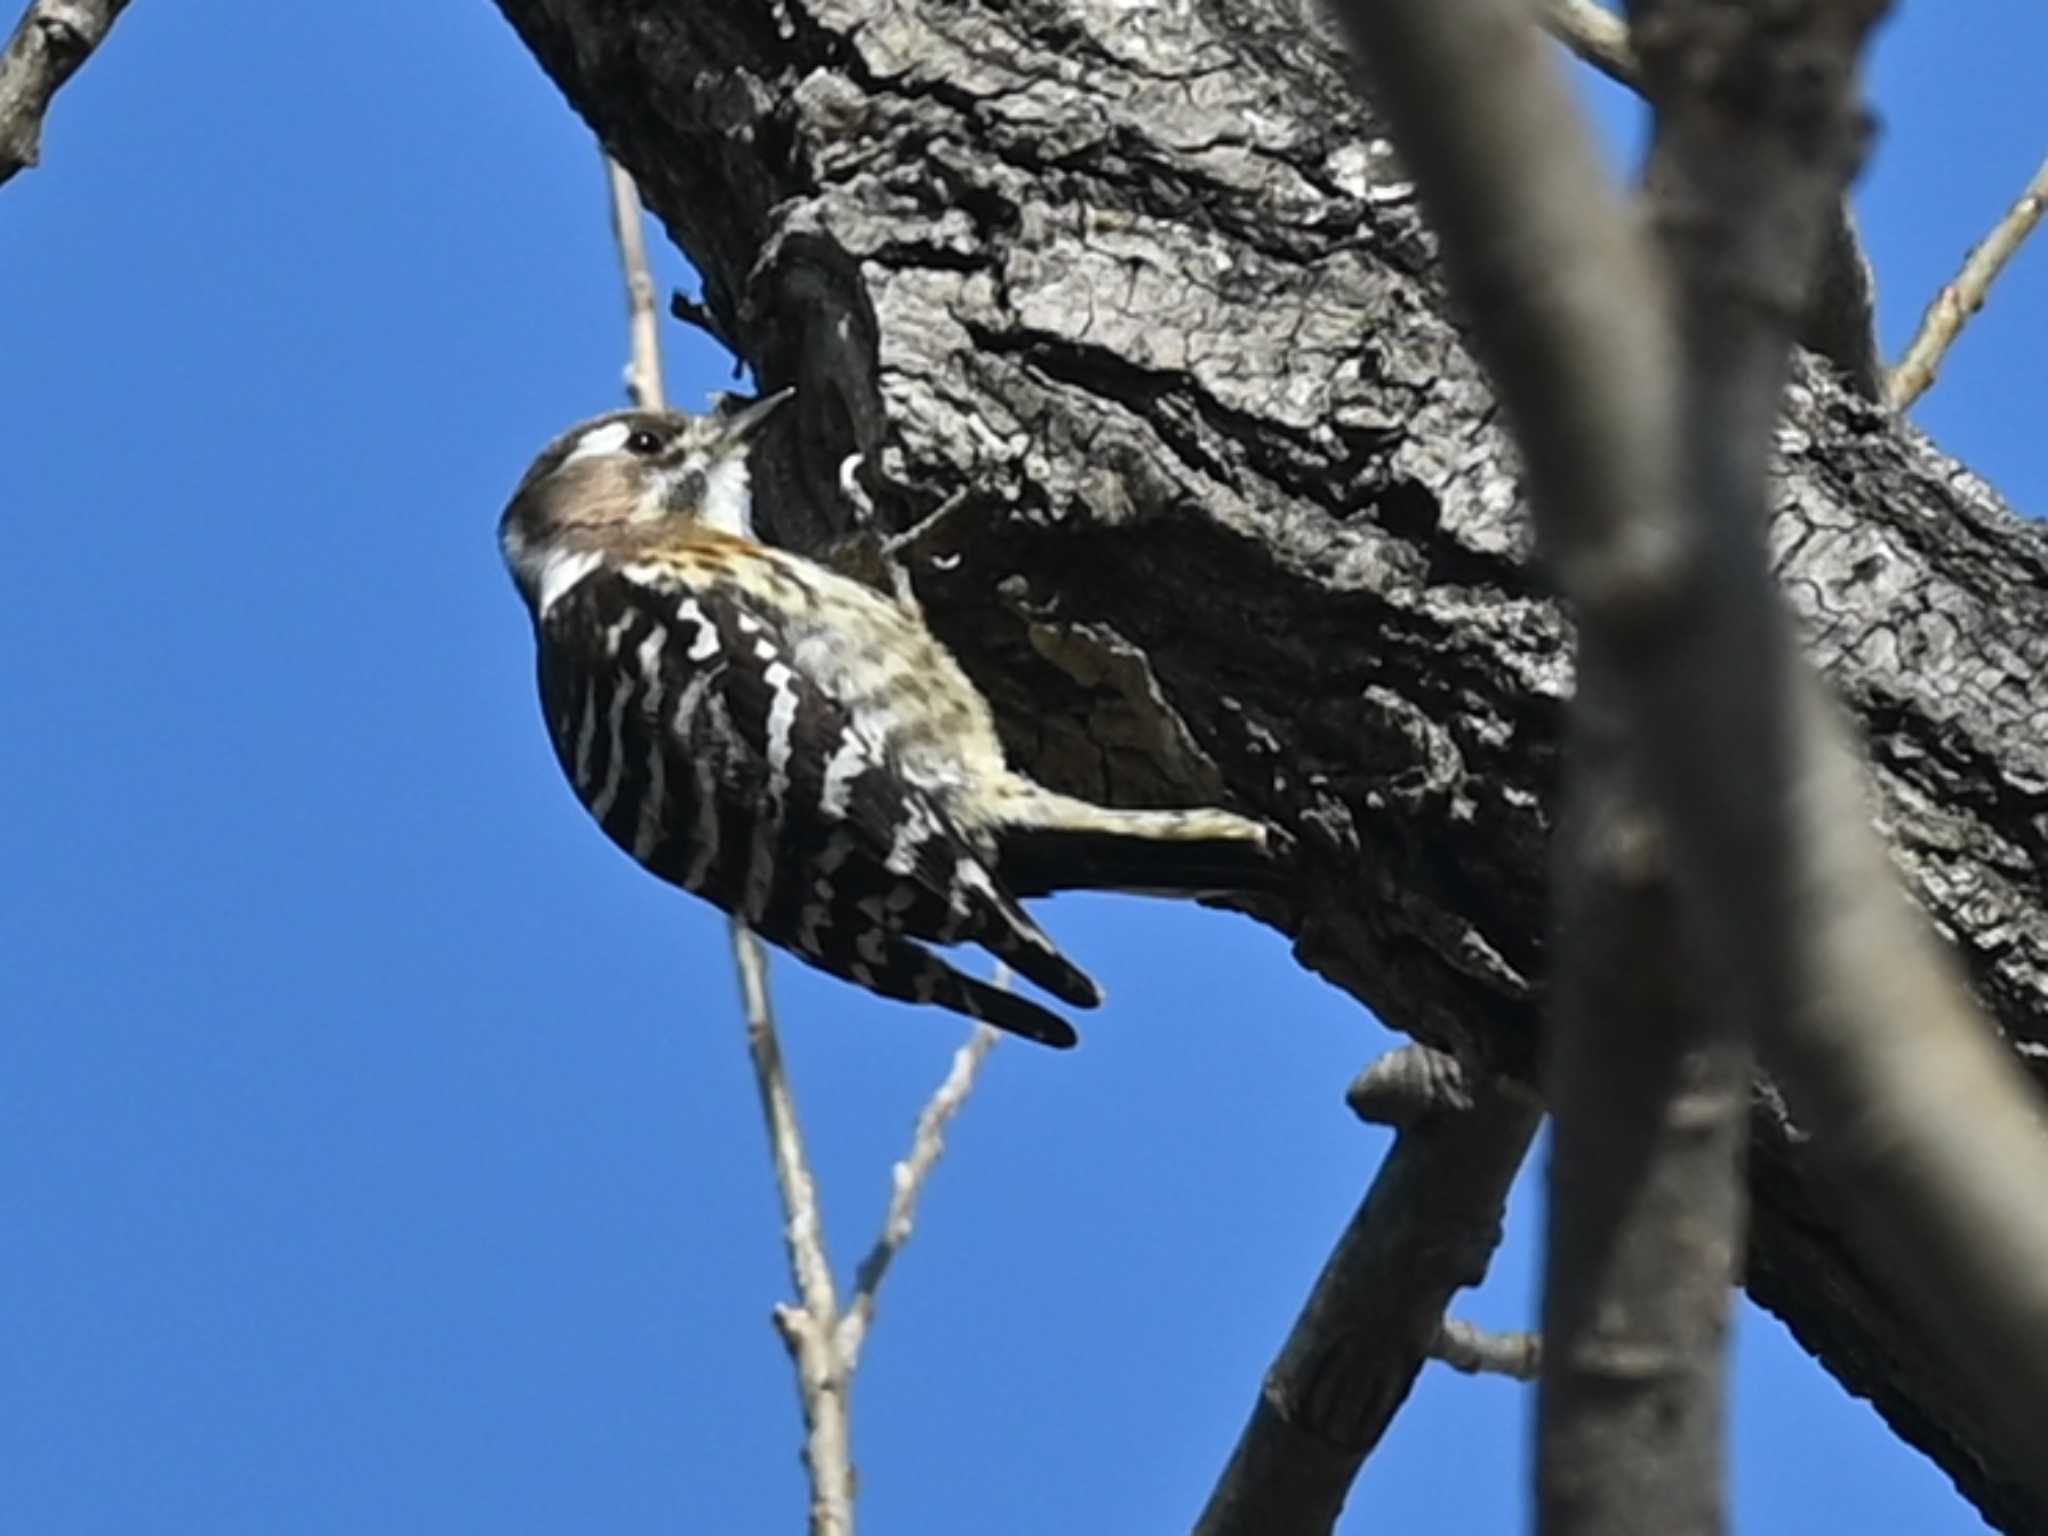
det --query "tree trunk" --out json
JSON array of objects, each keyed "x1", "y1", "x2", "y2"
[{"x1": 491, "y1": 2, "x2": 2048, "y2": 1526}]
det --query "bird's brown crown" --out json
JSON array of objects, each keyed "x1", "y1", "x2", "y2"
[{"x1": 498, "y1": 390, "x2": 790, "y2": 612}]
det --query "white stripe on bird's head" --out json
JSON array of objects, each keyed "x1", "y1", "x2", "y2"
[{"x1": 560, "y1": 419, "x2": 635, "y2": 467}]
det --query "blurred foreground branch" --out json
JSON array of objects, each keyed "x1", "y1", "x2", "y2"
[
  {"x1": 1539, "y1": 0, "x2": 1635, "y2": 87},
  {"x1": 1537, "y1": 0, "x2": 1879, "y2": 399},
  {"x1": 1341, "y1": 0, "x2": 2048, "y2": 1527}
]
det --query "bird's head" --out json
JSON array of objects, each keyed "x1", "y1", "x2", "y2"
[{"x1": 499, "y1": 389, "x2": 791, "y2": 610}]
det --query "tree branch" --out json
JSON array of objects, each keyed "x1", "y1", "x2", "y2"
[
  {"x1": 732, "y1": 922, "x2": 856, "y2": 1536},
  {"x1": 1327, "y1": 1, "x2": 1759, "y2": 1524},
  {"x1": 501, "y1": 2, "x2": 2048, "y2": 1523},
  {"x1": 1538, "y1": 0, "x2": 1881, "y2": 398},
  {"x1": 839, "y1": 1017, "x2": 1000, "y2": 1372},
  {"x1": 1432, "y1": 1317, "x2": 1541, "y2": 1381},
  {"x1": 1195, "y1": 1046, "x2": 1540, "y2": 1536},
  {"x1": 608, "y1": 151, "x2": 861, "y2": 1531},
  {"x1": 0, "y1": 0, "x2": 129, "y2": 188},
  {"x1": 1545, "y1": 695, "x2": 1743, "y2": 1535},
  {"x1": 605, "y1": 152, "x2": 667, "y2": 412},
  {"x1": 1346, "y1": 0, "x2": 2048, "y2": 1523},
  {"x1": 1540, "y1": 0, "x2": 1638, "y2": 88},
  {"x1": 1636, "y1": 3, "x2": 2048, "y2": 1500},
  {"x1": 603, "y1": 147, "x2": 1007, "y2": 1532},
  {"x1": 1889, "y1": 154, "x2": 2048, "y2": 411}
]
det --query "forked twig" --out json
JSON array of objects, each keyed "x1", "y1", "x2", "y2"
[
  {"x1": 732, "y1": 920, "x2": 856, "y2": 1536},
  {"x1": 603, "y1": 150, "x2": 1005, "y2": 1536}
]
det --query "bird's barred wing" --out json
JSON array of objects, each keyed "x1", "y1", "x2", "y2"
[{"x1": 535, "y1": 564, "x2": 1094, "y2": 1044}]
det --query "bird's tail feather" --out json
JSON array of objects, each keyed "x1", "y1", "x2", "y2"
[
  {"x1": 876, "y1": 935, "x2": 1079, "y2": 1048},
  {"x1": 948, "y1": 969, "x2": 1079, "y2": 1048},
  {"x1": 998, "y1": 797, "x2": 1291, "y2": 900},
  {"x1": 970, "y1": 896, "x2": 1105, "y2": 1011}
]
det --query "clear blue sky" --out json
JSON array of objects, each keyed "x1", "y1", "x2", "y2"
[{"x1": 2, "y1": 5, "x2": 2038, "y2": 1532}]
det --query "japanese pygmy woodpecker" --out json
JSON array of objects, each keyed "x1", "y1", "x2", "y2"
[{"x1": 499, "y1": 389, "x2": 1290, "y2": 1045}]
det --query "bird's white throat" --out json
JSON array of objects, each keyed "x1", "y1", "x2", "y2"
[{"x1": 695, "y1": 457, "x2": 754, "y2": 539}]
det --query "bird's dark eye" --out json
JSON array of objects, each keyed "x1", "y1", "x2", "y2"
[{"x1": 625, "y1": 429, "x2": 662, "y2": 456}]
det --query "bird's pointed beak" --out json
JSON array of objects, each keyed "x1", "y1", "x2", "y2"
[{"x1": 723, "y1": 386, "x2": 794, "y2": 443}]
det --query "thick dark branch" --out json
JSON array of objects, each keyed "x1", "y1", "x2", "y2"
[
  {"x1": 491, "y1": 2, "x2": 2048, "y2": 1526},
  {"x1": 0, "y1": 0, "x2": 129, "y2": 188},
  {"x1": 1195, "y1": 1047, "x2": 1540, "y2": 1536}
]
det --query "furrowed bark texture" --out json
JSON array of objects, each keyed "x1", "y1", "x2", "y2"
[{"x1": 491, "y1": 2, "x2": 2048, "y2": 1528}]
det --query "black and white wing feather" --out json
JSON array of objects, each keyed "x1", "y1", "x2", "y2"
[{"x1": 534, "y1": 564, "x2": 1098, "y2": 1045}]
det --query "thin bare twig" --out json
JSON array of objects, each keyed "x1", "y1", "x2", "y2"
[
  {"x1": 603, "y1": 153, "x2": 666, "y2": 412},
  {"x1": 0, "y1": 0, "x2": 130, "y2": 188},
  {"x1": 605, "y1": 148, "x2": 850, "y2": 1530},
  {"x1": 1539, "y1": 0, "x2": 1637, "y2": 89},
  {"x1": 878, "y1": 487, "x2": 972, "y2": 562},
  {"x1": 733, "y1": 923, "x2": 1005, "y2": 1536},
  {"x1": 732, "y1": 923, "x2": 843, "y2": 1335},
  {"x1": 733, "y1": 921, "x2": 857, "y2": 1536},
  {"x1": 1889, "y1": 155, "x2": 2048, "y2": 410},
  {"x1": 606, "y1": 151, "x2": 858, "y2": 1536},
  {"x1": 839, "y1": 1015, "x2": 1001, "y2": 1371},
  {"x1": 1432, "y1": 1317, "x2": 1542, "y2": 1381}
]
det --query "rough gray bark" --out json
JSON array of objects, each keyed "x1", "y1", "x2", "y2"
[{"x1": 490, "y1": 2, "x2": 2048, "y2": 1528}]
